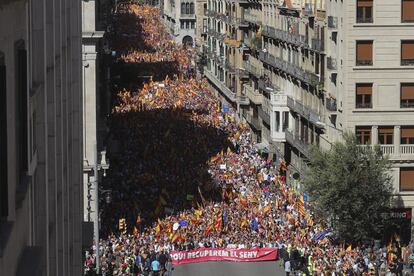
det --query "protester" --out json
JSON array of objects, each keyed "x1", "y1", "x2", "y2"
[{"x1": 85, "y1": 3, "x2": 408, "y2": 275}]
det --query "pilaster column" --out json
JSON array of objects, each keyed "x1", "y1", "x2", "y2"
[
  {"x1": 372, "y1": 126, "x2": 378, "y2": 145},
  {"x1": 395, "y1": 126, "x2": 401, "y2": 155}
]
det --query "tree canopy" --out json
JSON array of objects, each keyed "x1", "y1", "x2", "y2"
[{"x1": 303, "y1": 133, "x2": 393, "y2": 243}]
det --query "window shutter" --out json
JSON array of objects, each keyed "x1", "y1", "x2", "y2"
[
  {"x1": 402, "y1": 0, "x2": 414, "y2": 22},
  {"x1": 356, "y1": 84, "x2": 372, "y2": 95},
  {"x1": 401, "y1": 83, "x2": 414, "y2": 100},
  {"x1": 400, "y1": 168, "x2": 414, "y2": 191},
  {"x1": 401, "y1": 127, "x2": 414, "y2": 138},
  {"x1": 357, "y1": 0, "x2": 373, "y2": 7},
  {"x1": 379, "y1": 127, "x2": 393, "y2": 134},
  {"x1": 402, "y1": 41, "x2": 414, "y2": 60},
  {"x1": 357, "y1": 41, "x2": 373, "y2": 61}
]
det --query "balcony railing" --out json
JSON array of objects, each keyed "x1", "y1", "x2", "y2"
[
  {"x1": 287, "y1": 96, "x2": 322, "y2": 126},
  {"x1": 244, "y1": 84, "x2": 263, "y2": 105},
  {"x1": 243, "y1": 60, "x2": 262, "y2": 77},
  {"x1": 401, "y1": 59, "x2": 414, "y2": 66},
  {"x1": 401, "y1": 145, "x2": 414, "y2": 155},
  {"x1": 204, "y1": 69, "x2": 237, "y2": 102},
  {"x1": 244, "y1": 11, "x2": 261, "y2": 25},
  {"x1": 356, "y1": 102, "x2": 372, "y2": 109},
  {"x1": 357, "y1": 17, "x2": 373, "y2": 23},
  {"x1": 356, "y1": 60, "x2": 373, "y2": 66},
  {"x1": 258, "y1": 79, "x2": 276, "y2": 94},
  {"x1": 258, "y1": 106, "x2": 270, "y2": 125},
  {"x1": 259, "y1": 51, "x2": 322, "y2": 86},
  {"x1": 237, "y1": 95, "x2": 250, "y2": 105},
  {"x1": 180, "y1": 13, "x2": 196, "y2": 19},
  {"x1": 359, "y1": 144, "x2": 414, "y2": 159},
  {"x1": 285, "y1": 130, "x2": 309, "y2": 157},
  {"x1": 245, "y1": 112, "x2": 261, "y2": 130},
  {"x1": 401, "y1": 101, "x2": 414, "y2": 108},
  {"x1": 311, "y1": 38, "x2": 324, "y2": 52},
  {"x1": 263, "y1": 26, "x2": 306, "y2": 47}
]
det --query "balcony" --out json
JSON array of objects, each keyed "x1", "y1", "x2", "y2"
[
  {"x1": 237, "y1": 95, "x2": 250, "y2": 105},
  {"x1": 285, "y1": 130, "x2": 309, "y2": 157},
  {"x1": 262, "y1": 25, "x2": 306, "y2": 47},
  {"x1": 311, "y1": 38, "x2": 324, "y2": 52},
  {"x1": 244, "y1": 84, "x2": 263, "y2": 105},
  {"x1": 258, "y1": 79, "x2": 277, "y2": 94},
  {"x1": 207, "y1": 28, "x2": 227, "y2": 40},
  {"x1": 359, "y1": 144, "x2": 414, "y2": 160},
  {"x1": 244, "y1": 11, "x2": 261, "y2": 25},
  {"x1": 243, "y1": 60, "x2": 262, "y2": 78},
  {"x1": 204, "y1": 69, "x2": 237, "y2": 102},
  {"x1": 287, "y1": 96, "x2": 322, "y2": 126},
  {"x1": 245, "y1": 112, "x2": 261, "y2": 130},
  {"x1": 270, "y1": 93, "x2": 288, "y2": 107},
  {"x1": 180, "y1": 13, "x2": 196, "y2": 19},
  {"x1": 258, "y1": 106, "x2": 270, "y2": 125},
  {"x1": 259, "y1": 51, "x2": 322, "y2": 86}
]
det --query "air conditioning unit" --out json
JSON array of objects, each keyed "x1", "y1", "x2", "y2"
[
  {"x1": 327, "y1": 57, "x2": 337, "y2": 70},
  {"x1": 328, "y1": 16, "x2": 338, "y2": 29}
]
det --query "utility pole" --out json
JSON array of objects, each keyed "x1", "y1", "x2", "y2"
[{"x1": 94, "y1": 144, "x2": 100, "y2": 274}]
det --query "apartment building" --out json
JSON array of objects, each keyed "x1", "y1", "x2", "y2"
[
  {"x1": 203, "y1": 0, "x2": 414, "y2": 230},
  {"x1": 335, "y1": 0, "x2": 414, "y2": 208},
  {"x1": 0, "y1": 0, "x2": 84, "y2": 275},
  {"x1": 203, "y1": 0, "x2": 250, "y2": 117},
  {"x1": 162, "y1": 0, "x2": 197, "y2": 45}
]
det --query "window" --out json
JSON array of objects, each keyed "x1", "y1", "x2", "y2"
[
  {"x1": 401, "y1": 41, "x2": 414, "y2": 66},
  {"x1": 401, "y1": 126, "x2": 414, "y2": 144},
  {"x1": 186, "y1": 3, "x2": 190, "y2": 14},
  {"x1": 402, "y1": 0, "x2": 414, "y2": 22},
  {"x1": 275, "y1": 111, "x2": 280, "y2": 132},
  {"x1": 190, "y1": 3, "x2": 194, "y2": 14},
  {"x1": 378, "y1": 127, "x2": 394, "y2": 145},
  {"x1": 356, "y1": 0, "x2": 373, "y2": 23},
  {"x1": 0, "y1": 52, "x2": 8, "y2": 218},
  {"x1": 356, "y1": 83, "x2": 373, "y2": 108},
  {"x1": 400, "y1": 167, "x2": 414, "y2": 191},
  {"x1": 356, "y1": 126, "x2": 371, "y2": 144},
  {"x1": 15, "y1": 40, "x2": 28, "y2": 186},
  {"x1": 181, "y1": 21, "x2": 185, "y2": 29},
  {"x1": 181, "y1": 3, "x2": 186, "y2": 14},
  {"x1": 356, "y1": 41, "x2": 373, "y2": 66},
  {"x1": 401, "y1": 83, "x2": 414, "y2": 108},
  {"x1": 282, "y1": 111, "x2": 289, "y2": 131}
]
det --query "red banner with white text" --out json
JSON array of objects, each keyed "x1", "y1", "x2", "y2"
[{"x1": 169, "y1": 247, "x2": 278, "y2": 265}]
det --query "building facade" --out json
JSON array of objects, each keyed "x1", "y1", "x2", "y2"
[
  {"x1": 0, "y1": 0, "x2": 84, "y2": 275},
  {"x1": 202, "y1": 0, "x2": 414, "y2": 232},
  {"x1": 162, "y1": 0, "x2": 197, "y2": 45}
]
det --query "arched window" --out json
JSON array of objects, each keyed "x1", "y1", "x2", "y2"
[
  {"x1": 181, "y1": 3, "x2": 186, "y2": 14},
  {"x1": 190, "y1": 3, "x2": 194, "y2": 14},
  {"x1": 186, "y1": 3, "x2": 190, "y2": 14}
]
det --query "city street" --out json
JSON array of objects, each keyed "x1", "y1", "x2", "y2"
[{"x1": 174, "y1": 261, "x2": 285, "y2": 276}]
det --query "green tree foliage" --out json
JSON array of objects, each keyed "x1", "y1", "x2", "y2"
[{"x1": 303, "y1": 133, "x2": 393, "y2": 243}]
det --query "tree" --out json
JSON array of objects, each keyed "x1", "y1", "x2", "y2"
[{"x1": 303, "y1": 133, "x2": 393, "y2": 244}]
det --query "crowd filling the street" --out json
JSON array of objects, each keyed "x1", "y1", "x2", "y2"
[{"x1": 84, "y1": 3, "x2": 413, "y2": 276}]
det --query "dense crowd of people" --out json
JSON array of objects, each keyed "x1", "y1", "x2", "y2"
[{"x1": 85, "y1": 3, "x2": 413, "y2": 275}]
